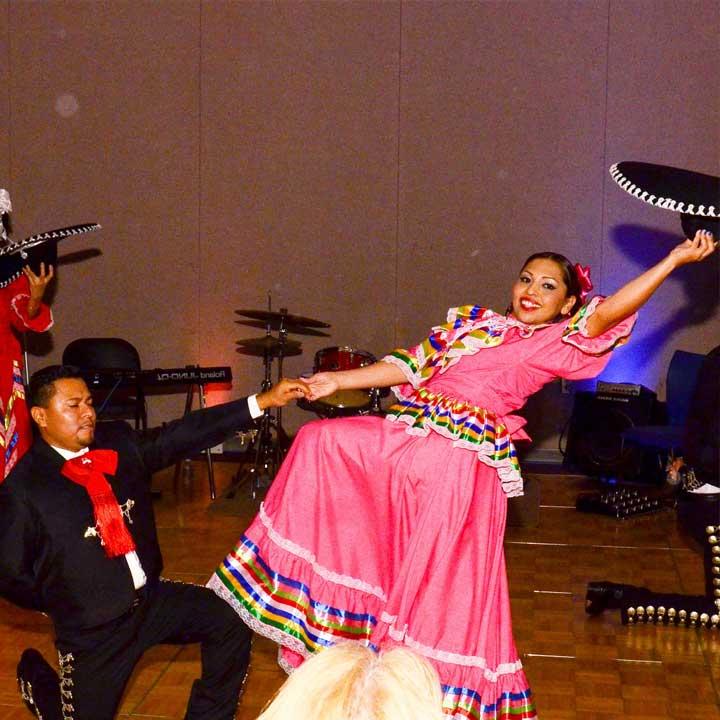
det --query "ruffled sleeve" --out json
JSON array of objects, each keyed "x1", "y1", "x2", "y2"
[
  {"x1": 557, "y1": 296, "x2": 636, "y2": 380},
  {"x1": 382, "y1": 305, "x2": 501, "y2": 389},
  {"x1": 562, "y1": 296, "x2": 636, "y2": 354},
  {"x1": 8, "y1": 277, "x2": 53, "y2": 333}
]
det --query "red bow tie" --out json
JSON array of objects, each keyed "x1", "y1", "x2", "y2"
[{"x1": 61, "y1": 449, "x2": 135, "y2": 558}]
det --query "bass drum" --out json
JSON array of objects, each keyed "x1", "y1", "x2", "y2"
[{"x1": 307, "y1": 346, "x2": 376, "y2": 417}]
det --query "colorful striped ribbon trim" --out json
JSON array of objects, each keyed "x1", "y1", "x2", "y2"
[
  {"x1": 386, "y1": 387, "x2": 521, "y2": 474},
  {"x1": 385, "y1": 303, "x2": 561, "y2": 390},
  {"x1": 215, "y1": 535, "x2": 378, "y2": 653},
  {"x1": 562, "y1": 300, "x2": 591, "y2": 339},
  {"x1": 2, "y1": 362, "x2": 24, "y2": 433},
  {"x1": 442, "y1": 685, "x2": 537, "y2": 720},
  {"x1": 386, "y1": 307, "x2": 506, "y2": 383},
  {"x1": 2, "y1": 361, "x2": 25, "y2": 470}
]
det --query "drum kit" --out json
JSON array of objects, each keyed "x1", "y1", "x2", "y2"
[{"x1": 231, "y1": 305, "x2": 383, "y2": 499}]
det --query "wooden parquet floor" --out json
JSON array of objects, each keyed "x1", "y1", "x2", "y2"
[{"x1": 1, "y1": 461, "x2": 718, "y2": 719}]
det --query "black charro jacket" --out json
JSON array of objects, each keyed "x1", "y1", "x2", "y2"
[{"x1": 0, "y1": 398, "x2": 254, "y2": 633}]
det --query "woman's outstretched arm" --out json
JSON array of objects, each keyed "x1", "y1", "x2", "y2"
[
  {"x1": 304, "y1": 361, "x2": 407, "y2": 402},
  {"x1": 584, "y1": 229, "x2": 717, "y2": 338}
]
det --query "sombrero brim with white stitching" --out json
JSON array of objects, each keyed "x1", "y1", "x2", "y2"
[
  {"x1": 610, "y1": 161, "x2": 719, "y2": 237},
  {"x1": 0, "y1": 222, "x2": 101, "y2": 287}
]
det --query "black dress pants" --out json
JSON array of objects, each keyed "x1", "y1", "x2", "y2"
[{"x1": 17, "y1": 579, "x2": 251, "y2": 720}]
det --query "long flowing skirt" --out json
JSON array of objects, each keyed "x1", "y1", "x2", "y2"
[{"x1": 208, "y1": 415, "x2": 536, "y2": 719}]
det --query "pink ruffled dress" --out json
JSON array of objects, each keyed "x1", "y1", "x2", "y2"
[
  {"x1": 209, "y1": 298, "x2": 636, "y2": 719},
  {"x1": 0, "y1": 275, "x2": 53, "y2": 480}
]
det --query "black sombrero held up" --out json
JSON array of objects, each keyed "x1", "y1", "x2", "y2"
[
  {"x1": 610, "y1": 161, "x2": 719, "y2": 238},
  {"x1": 0, "y1": 188, "x2": 101, "y2": 288}
]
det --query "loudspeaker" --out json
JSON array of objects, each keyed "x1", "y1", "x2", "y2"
[{"x1": 564, "y1": 389, "x2": 658, "y2": 477}]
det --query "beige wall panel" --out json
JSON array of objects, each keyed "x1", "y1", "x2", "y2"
[
  {"x1": 0, "y1": 2, "x2": 9, "y2": 176},
  {"x1": 3, "y1": 0, "x2": 715, "y2": 443},
  {"x1": 603, "y1": 0, "x2": 720, "y2": 397},
  {"x1": 8, "y1": 1, "x2": 200, "y2": 422},
  {"x1": 200, "y1": 1, "x2": 400, "y2": 429},
  {"x1": 397, "y1": 1, "x2": 609, "y2": 346},
  {"x1": 397, "y1": 1, "x2": 609, "y2": 450}
]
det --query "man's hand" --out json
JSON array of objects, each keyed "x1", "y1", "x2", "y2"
[{"x1": 257, "y1": 378, "x2": 310, "y2": 410}]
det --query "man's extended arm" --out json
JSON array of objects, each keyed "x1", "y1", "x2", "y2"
[{"x1": 137, "y1": 378, "x2": 308, "y2": 474}]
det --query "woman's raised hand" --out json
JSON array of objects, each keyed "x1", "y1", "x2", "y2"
[
  {"x1": 23, "y1": 262, "x2": 55, "y2": 302},
  {"x1": 668, "y1": 229, "x2": 717, "y2": 268},
  {"x1": 22, "y1": 262, "x2": 54, "y2": 318},
  {"x1": 585, "y1": 227, "x2": 718, "y2": 338}
]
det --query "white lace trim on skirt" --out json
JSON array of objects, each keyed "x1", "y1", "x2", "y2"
[
  {"x1": 386, "y1": 623, "x2": 524, "y2": 682},
  {"x1": 258, "y1": 503, "x2": 388, "y2": 601},
  {"x1": 210, "y1": 576, "x2": 524, "y2": 685},
  {"x1": 209, "y1": 575, "x2": 310, "y2": 660}
]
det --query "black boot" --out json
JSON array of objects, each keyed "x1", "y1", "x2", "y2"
[
  {"x1": 585, "y1": 581, "x2": 638, "y2": 615},
  {"x1": 17, "y1": 648, "x2": 62, "y2": 720}
]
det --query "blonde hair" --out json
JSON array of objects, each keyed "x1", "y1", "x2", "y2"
[{"x1": 256, "y1": 644, "x2": 445, "y2": 720}]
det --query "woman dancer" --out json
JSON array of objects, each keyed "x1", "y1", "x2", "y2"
[
  {"x1": 210, "y1": 230, "x2": 716, "y2": 719},
  {"x1": 0, "y1": 190, "x2": 54, "y2": 480}
]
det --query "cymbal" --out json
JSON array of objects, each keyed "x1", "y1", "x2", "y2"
[
  {"x1": 235, "y1": 336, "x2": 302, "y2": 357},
  {"x1": 235, "y1": 309, "x2": 330, "y2": 329},
  {"x1": 235, "y1": 319, "x2": 331, "y2": 337}
]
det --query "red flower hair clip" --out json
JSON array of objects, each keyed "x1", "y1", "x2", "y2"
[{"x1": 574, "y1": 263, "x2": 593, "y2": 302}]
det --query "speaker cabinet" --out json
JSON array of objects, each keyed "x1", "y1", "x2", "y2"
[{"x1": 564, "y1": 389, "x2": 658, "y2": 477}]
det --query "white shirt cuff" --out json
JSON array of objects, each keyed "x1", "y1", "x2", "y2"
[{"x1": 247, "y1": 394, "x2": 263, "y2": 419}]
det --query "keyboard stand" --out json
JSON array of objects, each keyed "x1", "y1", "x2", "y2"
[{"x1": 172, "y1": 370, "x2": 217, "y2": 500}]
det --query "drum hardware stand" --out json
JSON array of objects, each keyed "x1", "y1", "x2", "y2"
[
  {"x1": 273, "y1": 308, "x2": 293, "y2": 452},
  {"x1": 368, "y1": 387, "x2": 383, "y2": 414},
  {"x1": 228, "y1": 298, "x2": 331, "y2": 501},
  {"x1": 228, "y1": 303, "x2": 292, "y2": 501}
]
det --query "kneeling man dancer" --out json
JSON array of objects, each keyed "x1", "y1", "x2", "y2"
[{"x1": 0, "y1": 364, "x2": 307, "y2": 720}]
